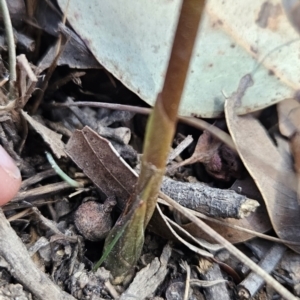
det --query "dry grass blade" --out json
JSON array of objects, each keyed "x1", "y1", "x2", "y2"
[
  {"x1": 156, "y1": 204, "x2": 214, "y2": 257},
  {"x1": 176, "y1": 203, "x2": 300, "y2": 246}
]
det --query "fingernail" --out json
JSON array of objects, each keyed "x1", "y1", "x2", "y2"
[{"x1": 0, "y1": 146, "x2": 21, "y2": 179}]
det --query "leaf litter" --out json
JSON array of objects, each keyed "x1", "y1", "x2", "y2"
[
  {"x1": 225, "y1": 74, "x2": 300, "y2": 254},
  {"x1": 1, "y1": 1, "x2": 300, "y2": 299}
]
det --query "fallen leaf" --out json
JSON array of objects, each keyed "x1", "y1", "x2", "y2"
[
  {"x1": 65, "y1": 126, "x2": 137, "y2": 209},
  {"x1": 21, "y1": 110, "x2": 66, "y2": 158},
  {"x1": 290, "y1": 132, "x2": 300, "y2": 204},
  {"x1": 58, "y1": 0, "x2": 300, "y2": 117},
  {"x1": 277, "y1": 98, "x2": 300, "y2": 138},
  {"x1": 34, "y1": 1, "x2": 100, "y2": 72},
  {"x1": 225, "y1": 74, "x2": 300, "y2": 253},
  {"x1": 274, "y1": 134, "x2": 294, "y2": 170},
  {"x1": 277, "y1": 98, "x2": 300, "y2": 207}
]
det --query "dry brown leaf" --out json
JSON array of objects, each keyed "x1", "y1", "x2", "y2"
[
  {"x1": 225, "y1": 75, "x2": 300, "y2": 253},
  {"x1": 277, "y1": 98, "x2": 300, "y2": 207},
  {"x1": 37, "y1": 23, "x2": 101, "y2": 72},
  {"x1": 277, "y1": 98, "x2": 300, "y2": 138},
  {"x1": 65, "y1": 126, "x2": 137, "y2": 209},
  {"x1": 290, "y1": 132, "x2": 300, "y2": 205},
  {"x1": 21, "y1": 110, "x2": 66, "y2": 158}
]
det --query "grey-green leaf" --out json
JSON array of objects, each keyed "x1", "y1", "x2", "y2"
[{"x1": 57, "y1": 0, "x2": 300, "y2": 117}]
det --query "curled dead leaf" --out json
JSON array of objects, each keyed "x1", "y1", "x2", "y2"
[{"x1": 225, "y1": 74, "x2": 300, "y2": 253}]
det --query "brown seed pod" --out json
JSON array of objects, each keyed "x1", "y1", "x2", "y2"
[{"x1": 74, "y1": 198, "x2": 116, "y2": 241}]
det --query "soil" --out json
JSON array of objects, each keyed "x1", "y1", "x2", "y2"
[{"x1": 0, "y1": 1, "x2": 299, "y2": 300}]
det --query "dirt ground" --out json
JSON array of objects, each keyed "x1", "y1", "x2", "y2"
[{"x1": 0, "y1": 1, "x2": 300, "y2": 300}]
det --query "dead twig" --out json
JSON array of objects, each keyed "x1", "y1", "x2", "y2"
[
  {"x1": 237, "y1": 243, "x2": 287, "y2": 299},
  {"x1": 167, "y1": 135, "x2": 193, "y2": 163},
  {"x1": 161, "y1": 177, "x2": 259, "y2": 219},
  {"x1": 160, "y1": 192, "x2": 297, "y2": 300},
  {"x1": 119, "y1": 244, "x2": 172, "y2": 300},
  {"x1": 10, "y1": 181, "x2": 82, "y2": 203},
  {"x1": 198, "y1": 261, "x2": 231, "y2": 300},
  {"x1": 181, "y1": 260, "x2": 191, "y2": 300},
  {"x1": 0, "y1": 209, "x2": 76, "y2": 300},
  {"x1": 21, "y1": 169, "x2": 57, "y2": 190},
  {"x1": 52, "y1": 101, "x2": 235, "y2": 149},
  {"x1": 32, "y1": 0, "x2": 70, "y2": 113},
  {"x1": 0, "y1": 0, "x2": 16, "y2": 98},
  {"x1": 16, "y1": 54, "x2": 38, "y2": 107}
]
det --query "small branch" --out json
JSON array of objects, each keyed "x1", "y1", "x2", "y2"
[
  {"x1": 47, "y1": 71, "x2": 85, "y2": 95},
  {"x1": 31, "y1": 37, "x2": 67, "y2": 114},
  {"x1": 166, "y1": 201, "x2": 300, "y2": 246},
  {"x1": 161, "y1": 193, "x2": 296, "y2": 300},
  {"x1": 199, "y1": 262, "x2": 231, "y2": 300},
  {"x1": 16, "y1": 54, "x2": 38, "y2": 106},
  {"x1": 0, "y1": 209, "x2": 75, "y2": 300},
  {"x1": 32, "y1": 1, "x2": 70, "y2": 113},
  {"x1": 167, "y1": 135, "x2": 193, "y2": 163},
  {"x1": 161, "y1": 177, "x2": 259, "y2": 219},
  {"x1": 10, "y1": 181, "x2": 78, "y2": 203},
  {"x1": 31, "y1": 207, "x2": 78, "y2": 243},
  {"x1": 182, "y1": 260, "x2": 191, "y2": 300},
  {"x1": 66, "y1": 98, "x2": 130, "y2": 144},
  {"x1": 0, "y1": 0, "x2": 16, "y2": 98},
  {"x1": 237, "y1": 243, "x2": 287, "y2": 299},
  {"x1": 20, "y1": 169, "x2": 57, "y2": 190}
]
